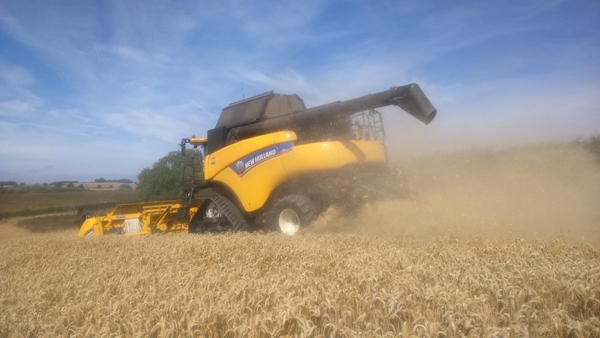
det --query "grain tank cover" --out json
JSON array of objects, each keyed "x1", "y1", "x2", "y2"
[{"x1": 215, "y1": 91, "x2": 306, "y2": 129}]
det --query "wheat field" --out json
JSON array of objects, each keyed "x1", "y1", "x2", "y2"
[
  {"x1": 1, "y1": 143, "x2": 599, "y2": 337},
  {"x1": 1, "y1": 231, "x2": 599, "y2": 337}
]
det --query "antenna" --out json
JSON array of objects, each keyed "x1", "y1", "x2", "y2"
[{"x1": 242, "y1": 86, "x2": 245, "y2": 99}]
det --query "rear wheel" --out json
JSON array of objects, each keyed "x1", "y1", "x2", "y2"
[{"x1": 266, "y1": 195, "x2": 316, "y2": 235}]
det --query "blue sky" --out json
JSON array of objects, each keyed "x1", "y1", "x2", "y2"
[{"x1": 1, "y1": 0, "x2": 598, "y2": 183}]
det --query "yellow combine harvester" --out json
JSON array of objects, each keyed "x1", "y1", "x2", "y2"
[{"x1": 79, "y1": 83, "x2": 436, "y2": 236}]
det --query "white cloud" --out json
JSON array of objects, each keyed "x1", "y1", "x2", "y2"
[
  {"x1": 100, "y1": 109, "x2": 193, "y2": 143},
  {"x1": 0, "y1": 65, "x2": 43, "y2": 116},
  {"x1": 0, "y1": 120, "x2": 17, "y2": 129},
  {"x1": 228, "y1": 0, "x2": 331, "y2": 46},
  {"x1": 0, "y1": 0, "x2": 598, "y2": 183},
  {"x1": 0, "y1": 99, "x2": 38, "y2": 115},
  {"x1": 0, "y1": 65, "x2": 36, "y2": 87}
]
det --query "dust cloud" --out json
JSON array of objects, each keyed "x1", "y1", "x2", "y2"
[{"x1": 309, "y1": 143, "x2": 600, "y2": 245}]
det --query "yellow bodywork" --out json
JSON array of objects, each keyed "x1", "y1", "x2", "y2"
[
  {"x1": 207, "y1": 130, "x2": 386, "y2": 212},
  {"x1": 78, "y1": 199, "x2": 204, "y2": 236},
  {"x1": 79, "y1": 130, "x2": 385, "y2": 236}
]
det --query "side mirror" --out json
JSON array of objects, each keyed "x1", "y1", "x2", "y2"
[{"x1": 180, "y1": 138, "x2": 189, "y2": 156}]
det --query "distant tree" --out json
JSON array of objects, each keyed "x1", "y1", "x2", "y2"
[
  {"x1": 115, "y1": 178, "x2": 133, "y2": 183},
  {"x1": 109, "y1": 185, "x2": 113, "y2": 188},
  {"x1": 19, "y1": 182, "x2": 26, "y2": 186},
  {"x1": 97, "y1": 184, "x2": 102, "y2": 189},
  {"x1": 67, "y1": 183, "x2": 75, "y2": 188},
  {"x1": 137, "y1": 150, "x2": 200, "y2": 201},
  {"x1": 78, "y1": 184, "x2": 85, "y2": 189},
  {"x1": 120, "y1": 184, "x2": 132, "y2": 189},
  {"x1": 43, "y1": 183, "x2": 48, "y2": 187},
  {"x1": 95, "y1": 178, "x2": 106, "y2": 183},
  {"x1": 586, "y1": 135, "x2": 600, "y2": 163},
  {"x1": 52, "y1": 181, "x2": 78, "y2": 185}
]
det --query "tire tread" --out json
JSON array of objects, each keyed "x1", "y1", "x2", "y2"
[
  {"x1": 266, "y1": 194, "x2": 317, "y2": 233},
  {"x1": 209, "y1": 195, "x2": 252, "y2": 232}
]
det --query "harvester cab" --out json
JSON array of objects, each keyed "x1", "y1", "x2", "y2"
[
  {"x1": 78, "y1": 83, "x2": 436, "y2": 237},
  {"x1": 180, "y1": 136, "x2": 207, "y2": 184}
]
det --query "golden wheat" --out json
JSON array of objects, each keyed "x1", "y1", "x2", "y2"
[
  {"x1": 2, "y1": 143, "x2": 598, "y2": 337},
  {"x1": 1, "y1": 230, "x2": 599, "y2": 337}
]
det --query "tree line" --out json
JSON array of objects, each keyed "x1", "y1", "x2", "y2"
[
  {"x1": 7, "y1": 135, "x2": 597, "y2": 201},
  {"x1": 136, "y1": 149, "x2": 201, "y2": 201},
  {"x1": 94, "y1": 178, "x2": 134, "y2": 183}
]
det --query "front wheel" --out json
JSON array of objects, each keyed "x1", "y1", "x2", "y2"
[{"x1": 266, "y1": 195, "x2": 317, "y2": 235}]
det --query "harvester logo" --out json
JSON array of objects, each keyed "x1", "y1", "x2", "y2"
[
  {"x1": 235, "y1": 160, "x2": 244, "y2": 172},
  {"x1": 230, "y1": 142, "x2": 293, "y2": 176}
]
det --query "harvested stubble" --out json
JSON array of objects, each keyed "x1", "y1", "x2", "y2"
[{"x1": 1, "y1": 231, "x2": 599, "y2": 337}]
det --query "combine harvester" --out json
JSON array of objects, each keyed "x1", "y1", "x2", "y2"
[{"x1": 79, "y1": 83, "x2": 436, "y2": 236}]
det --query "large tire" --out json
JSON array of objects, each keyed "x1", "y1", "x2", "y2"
[
  {"x1": 200, "y1": 195, "x2": 252, "y2": 232},
  {"x1": 266, "y1": 195, "x2": 317, "y2": 235}
]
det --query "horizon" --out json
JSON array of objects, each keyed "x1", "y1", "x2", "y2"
[
  {"x1": 1, "y1": 135, "x2": 597, "y2": 186},
  {"x1": 1, "y1": 1, "x2": 599, "y2": 184}
]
